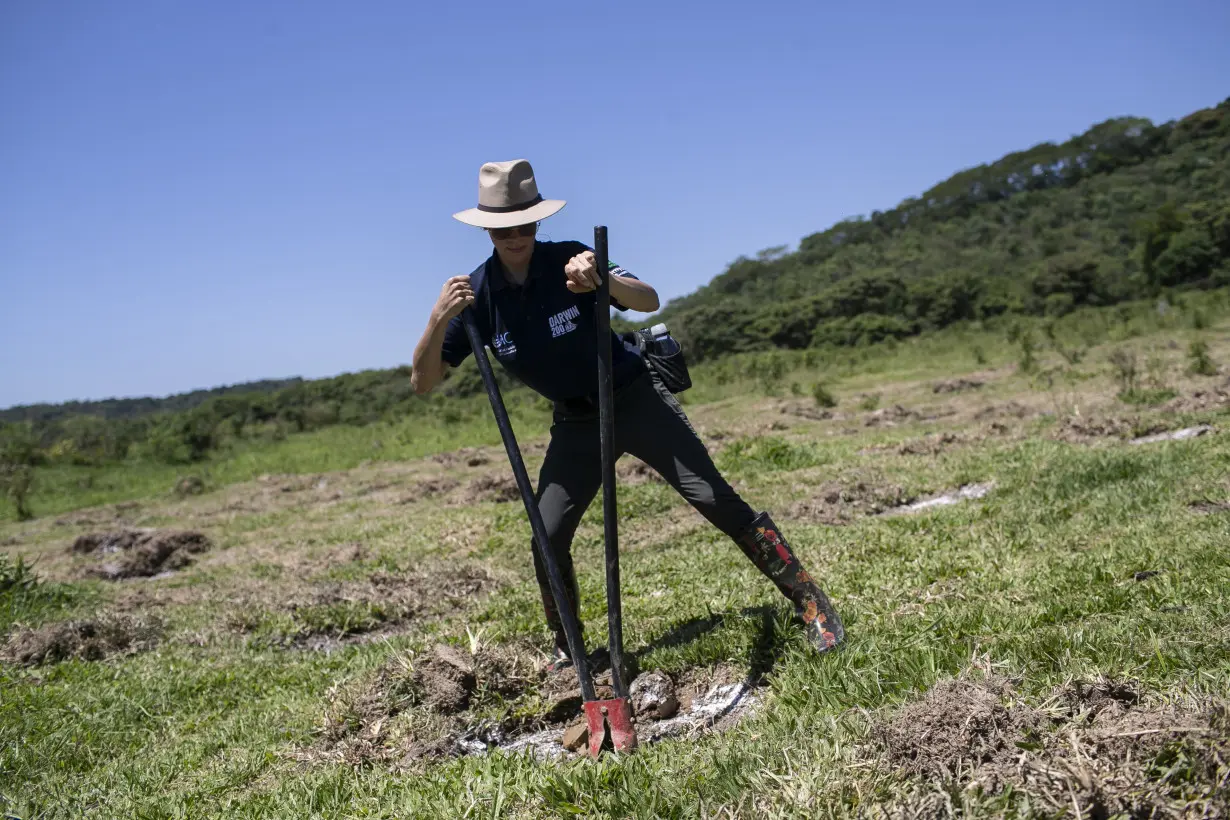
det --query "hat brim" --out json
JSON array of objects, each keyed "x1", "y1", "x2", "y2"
[{"x1": 452, "y1": 199, "x2": 566, "y2": 229}]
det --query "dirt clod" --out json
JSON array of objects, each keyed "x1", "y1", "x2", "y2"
[
  {"x1": 2, "y1": 613, "x2": 162, "y2": 666},
  {"x1": 72, "y1": 529, "x2": 211, "y2": 579},
  {"x1": 561, "y1": 722, "x2": 588, "y2": 752},
  {"x1": 631, "y1": 671, "x2": 679, "y2": 719}
]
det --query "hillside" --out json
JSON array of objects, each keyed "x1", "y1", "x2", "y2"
[
  {"x1": 2, "y1": 96, "x2": 1228, "y2": 472},
  {"x1": 634, "y1": 97, "x2": 1230, "y2": 360}
]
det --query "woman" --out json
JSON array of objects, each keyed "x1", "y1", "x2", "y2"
[{"x1": 411, "y1": 159, "x2": 843, "y2": 668}]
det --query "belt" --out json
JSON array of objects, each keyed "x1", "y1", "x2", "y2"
[{"x1": 554, "y1": 357, "x2": 647, "y2": 416}]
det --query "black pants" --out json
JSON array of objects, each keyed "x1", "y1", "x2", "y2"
[{"x1": 531, "y1": 367, "x2": 758, "y2": 638}]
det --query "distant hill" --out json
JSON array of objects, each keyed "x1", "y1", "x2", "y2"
[
  {"x1": 0, "y1": 378, "x2": 303, "y2": 424},
  {"x1": 626, "y1": 97, "x2": 1230, "y2": 360},
  {"x1": 4, "y1": 96, "x2": 1228, "y2": 468}
]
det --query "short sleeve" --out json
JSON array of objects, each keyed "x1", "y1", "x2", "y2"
[
  {"x1": 440, "y1": 314, "x2": 473, "y2": 367},
  {"x1": 567, "y1": 240, "x2": 639, "y2": 312},
  {"x1": 608, "y1": 260, "x2": 639, "y2": 312}
]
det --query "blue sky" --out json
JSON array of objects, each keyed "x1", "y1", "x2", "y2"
[{"x1": 2, "y1": 0, "x2": 1228, "y2": 408}]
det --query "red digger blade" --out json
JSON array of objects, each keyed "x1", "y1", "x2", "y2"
[{"x1": 583, "y1": 697, "x2": 638, "y2": 757}]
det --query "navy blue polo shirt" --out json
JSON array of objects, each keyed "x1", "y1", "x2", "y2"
[{"x1": 440, "y1": 240, "x2": 648, "y2": 402}]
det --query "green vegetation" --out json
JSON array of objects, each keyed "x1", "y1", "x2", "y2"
[
  {"x1": 2, "y1": 303, "x2": 1227, "y2": 815},
  {"x1": 4, "y1": 98, "x2": 1229, "y2": 498}
]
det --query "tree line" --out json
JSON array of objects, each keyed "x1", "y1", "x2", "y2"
[{"x1": 2, "y1": 97, "x2": 1228, "y2": 485}]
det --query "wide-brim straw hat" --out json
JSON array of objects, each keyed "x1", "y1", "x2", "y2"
[{"x1": 452, "y1": 159, "x2": 566, "y2": 229}]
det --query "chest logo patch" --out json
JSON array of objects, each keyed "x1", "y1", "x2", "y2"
[
  {"x1": 493, "y1": 331, "x2": 517, "y2": 358},
  {"x1": 548, "y1": 305, "x2": 580, "y2": 338}
]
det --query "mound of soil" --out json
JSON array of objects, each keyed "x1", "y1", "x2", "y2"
[
  {"x1": 790, "y1": 481, "x2": 914, "y2": 525},
  {"x1": 431, "y1": 447, "x2": 490, "y2": 468},
  {"x1": 72, "y1": 529, "x2": 212, "y2": 580},
  {"x1": 1053, "y1": 414, "x2": 1162, "y2": 443},
  {"x1": 2, "y1": 613, "x2": 162, "y2": 666},
  {"x1": 932, "y1": 378, "x2": 984, "y2": 394},
  {"x1": 874, "y1": 675, "x2": 1229, "y2": 818},
  {"x1": 396, "y1": 477, "x2": 461, "y2": 504},
  {"x1": 1163, "y1": 380, "x2": 1230, "y2": 414},
  {"x1": 864, "y1": 405, "x2": 921, "y2": 427},
  {"x1": 972, "y1": 401, "x2": 1033, "y2": 422},
  {"x1": 617, "y1": 457, "x2": 664, "y2": 485},
  {"x1": 895, "y1": 432, "x2": 967, "y2": 456},
  {"x1": 464, "y1": 475, "x2": 520, "y2": 503}
]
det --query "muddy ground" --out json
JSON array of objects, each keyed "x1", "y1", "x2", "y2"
[{"x1": 872, "y1": 674, "x2": 1229, "y2": 818}]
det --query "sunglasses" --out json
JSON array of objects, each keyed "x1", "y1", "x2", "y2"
[{"x1": 489, "y1": 223, "x2": 537, "y2": 240}]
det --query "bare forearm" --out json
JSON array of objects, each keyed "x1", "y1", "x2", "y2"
[
  {"x1": 411, "y1": 312, "x2": 451, "y2": 394},
  {"x1": 610, "y1": 275, "x2": 660, "y2": 312}
]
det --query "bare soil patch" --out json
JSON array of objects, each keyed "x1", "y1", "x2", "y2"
[
  {"x1": 1163, "y1": 379, "x2": 1230, "y2": 414},
  {"x1": 864, "y1": 405, "x2": 922, "y2": 428},
  {"x1": 230, "y1": 565, "x2": 501, "y2": 648},
  {"x1": 893, "y1": 432, "x2": 968, "y2": 456},
  {"x1": 2, "y1": 613, "x2": 162, "y2": 666},
  {"x1": 932, "y1": 378, "x2": 984, "y2": 394},
  {"x1": 972, "y1": 400, "x2": 1034, "y2": 422},
  {"x1": 789, "y1": 480, "x2": 915, "y2": 525},
  {"x1": 431, "y1": 447, "x2": 492, "y2": 468},
  {"x1": 71, "y1": 529, "x2": 211, "y2": 580},
  {"x1": 1052, "y1": 414, "x2": 1161, "y2": 443},
  {"x1": 1189, "y1": 499, "x2": 1230, "y2": 515},
  {"x1": 617, "y1": 457, "x2": 664, "y2": 485},
  {"x1": 306, "y1": 647, "x2": 755, "y2": 768},
  {"x1": 872, "y1": 675, "x2": 1229, "y2": 819},
  {"x1": 464, "y1": 475, "x2": 521, "y2": 504},
  {"x1": 396, "y1": 477, "x2": 461, "y2": 504}
]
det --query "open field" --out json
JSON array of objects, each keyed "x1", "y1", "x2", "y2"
[{"x1": 2, "y1": 294, "x2": 1229, "y2": 818}]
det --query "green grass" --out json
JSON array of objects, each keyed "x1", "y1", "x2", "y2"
[{"x1": 1, "y1": 294, "x2": 1229, "y2": 817}]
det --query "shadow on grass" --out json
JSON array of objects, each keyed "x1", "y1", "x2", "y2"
[{"x1": 628, "y1": 605, "x2": 784, "y2": 683}]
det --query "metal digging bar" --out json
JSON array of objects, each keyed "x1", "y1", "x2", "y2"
[
  {"x1": 459, "y1": 309, "x2": 597, "y2": 708},
  {"x1": 583, "y1": 225, "x2": 639, "y2": 756}
]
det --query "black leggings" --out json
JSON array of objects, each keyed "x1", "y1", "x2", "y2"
[{"x1": 530, "y1": 368, "x2": 758, "y2": 611}]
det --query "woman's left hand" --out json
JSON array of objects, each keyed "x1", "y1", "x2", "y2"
[{"x1": 564, "y1": 251, "x2": 602, "y2": 293}]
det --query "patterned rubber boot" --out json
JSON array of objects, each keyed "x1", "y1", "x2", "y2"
[{"x1": 734, "y1": 511, "x2": 844, "y2": 652}]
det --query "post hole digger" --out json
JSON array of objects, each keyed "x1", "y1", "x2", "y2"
[{"x1": 460, "y1": 226, "x2": 638, "y2": 757}]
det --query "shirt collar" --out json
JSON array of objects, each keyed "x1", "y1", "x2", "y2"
[{"x1": 489, "y1": 242, "x2": 541, "y2": 292}]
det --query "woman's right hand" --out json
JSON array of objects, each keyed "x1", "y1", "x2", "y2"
[{"x1": 433, "y1": 275, "x2": 475, "y2": 323}]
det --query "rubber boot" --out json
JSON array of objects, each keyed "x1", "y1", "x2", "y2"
[
  {"x1": 734, "y1": 511, "x2": 844, "y2": 652},
  {"x1": 533, "y1": 546, "x2": 582, "y2": 672}
]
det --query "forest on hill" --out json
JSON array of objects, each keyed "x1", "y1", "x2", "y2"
[{"x1": 2, "y1": 97, "x2": 1228, "y2": 478}]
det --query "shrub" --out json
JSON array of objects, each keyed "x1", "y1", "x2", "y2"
[
  {"x1": 812, "y1": 383, "x2": 837, "y2": 408},
  {"x1": 1188, "y1": 340, "x2": 1218, "y2": 376}
]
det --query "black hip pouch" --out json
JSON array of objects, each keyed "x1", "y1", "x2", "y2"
[{"x1": 624, "y1": 324, "x2": 692, "y2": 394}]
